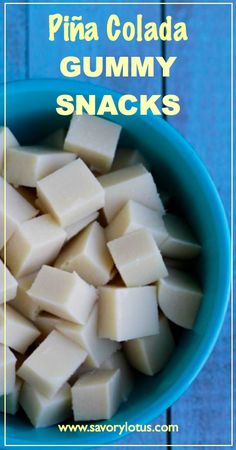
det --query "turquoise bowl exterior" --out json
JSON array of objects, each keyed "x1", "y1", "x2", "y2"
[{"x1": 0, "y1": 80, "x2": 231, "y2": 446}]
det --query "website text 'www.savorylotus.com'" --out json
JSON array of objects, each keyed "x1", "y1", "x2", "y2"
[{"x1": 58, "y1": 422, "x2": 179, "y2": 436}]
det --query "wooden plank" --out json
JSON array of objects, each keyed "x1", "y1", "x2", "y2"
[
  {"x1": 28, "y1": 3, "x2": 167, "y2": 448},
  {"x1": 4, "y1": 3, "x2": 28, "y2": 82},
  {"x1": 168, "y1": 313, "x2": 231, "y2": 446},
  {"x1": 28, "y1": 3, "x2": 164, "y2": 94},
  {"x1": 113, "y1": 415, "x2": 171, "y2": 447},
  {"x1": 165, "y1": 3, "x2": 231, "y2": 446}
]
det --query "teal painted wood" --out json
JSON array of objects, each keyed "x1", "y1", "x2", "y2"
[
  {"x1": 165, "y1": 3, "x2": 231, "y2": 446},
  {"x1": 4, "y1": 3, "x2": 28, "y2": 82},
  {"x1": 110, "y1": 415, "x2": 171, "y2": 447},
  {"x1": 28, "y1": 3, "x2": 163, "y2": 95},
  {"x1": 167, "y1": 312, "x2": 231, "y2": 446}
]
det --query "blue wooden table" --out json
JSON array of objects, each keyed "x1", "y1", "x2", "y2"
[{"x1": 1, "y1": 1, "x2": 232, "y2": 447}]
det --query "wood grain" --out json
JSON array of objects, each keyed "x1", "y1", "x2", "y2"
[
  {"x1": 4, "y1": 3, "x2": 28, "y2": 82},
  {"x1": 28, "y1": 3, "x2": 163, "y2": 95},
  {"x1": 165, "y1": 3, "x2": 231, "y2": 445}
]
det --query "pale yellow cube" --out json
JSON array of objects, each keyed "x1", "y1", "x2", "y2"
[
  {"x1": 56, "y1": 304, "x2": 119, "y2": 368},
  {"x1": 64, "y1": 114, "x2": 121, "y2": 173},
  {"x1": 34, "y1": 312, "x2": 64, "y2": 338},
  {"x1": 157, "y1": 268, "x2": 202, "y2": 329},
  {"x1": 111, "y1": 148, "x2": 149, "y2": 171},
  {"x1": 0, "y1": 259, "x2": 18, "y2": 304},
  {"x1": 0, "y1": 344, "x2": 16, "y2": 395},
  {"x1": 6, "y1": 146, "x2": 76, "y2": 187},
  {"x1": 98, "y1": 164, "x2": 164, "y2": 222},
  {"x1": 34, "y1": 202, "x2": 99, "y2": 234},
  {"x1": 101, "y1": 351, "x2": 133, "y2": 401},
  {"x1": 64, "y1": 212, "x2": 98, "y2": 241},
  {"x1": 160, "y1": 214, "x2": 201, "y2": 259},
  {"x1": 0, "y1": 377, "x2": 23, "y2": 415},
  {"x1": 55, "y1": 221, "x2": 114, "y2": 286},
  {"x1": 17, "y1": 330, "x2": 87, "y2": 398},
  {"x1": 98, "y1": 286, "x2": 159, "y2": 341},
  {"x1": 0, "y1": 305, "x2": 40, "y2": 353},
  {"x1": 72, "y1": 369, "x2": 121, "y2": 421},
  {"x1": 6, "y1": 214, "x2": 66, "y2": 277},
  {"x1": 0, "y1": 127, "x2": 19, "y2": 174},
  {"x1": 28, "y1": 265, "x2": 97, "y2": 325},
  {"x1": 0, "y1": 177, "x2": 38, "y2": 249},
  {"x1": 123, "y1": 314, "x2": 175, "y2": 375},
  {"x1": 68, "y1": 362, "x2": 93, "y2": 386},
  {"x1": 37, "y1": 159, "x2": 104, "y2": 228},
  {"x1": 105, "y1": 200, "x2": 168, "y2": 245},
  {"x1": 20, "y1": 382, "x2": 71, "y2": 428},
  {"x1": 41, "y1": 128, "x2": 66, "y2": 149},
  {"x1": 9, "y1": 272, "x2": 40, "y2": 321},
  {"x1": 34, "y1": 207, "x2": 99, "y2": 240},
  {"x1": 107, "y1": 229, "x2": 168, "y2": 287}
]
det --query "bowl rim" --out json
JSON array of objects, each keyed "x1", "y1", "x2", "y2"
[{"x1": 2, "y1": 79, "x2": 231, "y2": 446}]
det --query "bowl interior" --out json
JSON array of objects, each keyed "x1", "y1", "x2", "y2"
[{"x1": 1, "y1": 80, "x2": 230, "y2": 445}]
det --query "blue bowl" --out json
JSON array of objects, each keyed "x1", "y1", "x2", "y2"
[{"x1": 1, "y1": 80, "x2": 230, "y2": 446}]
